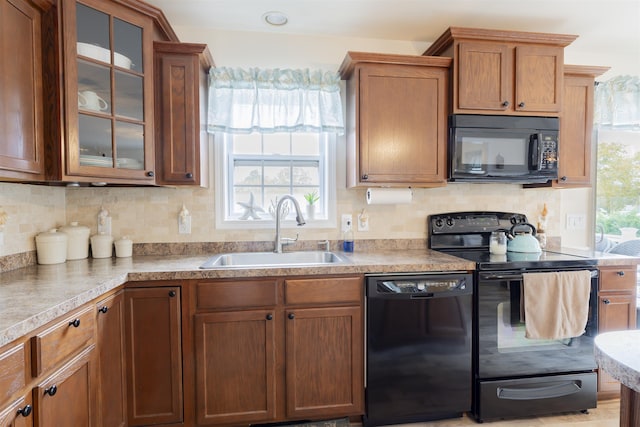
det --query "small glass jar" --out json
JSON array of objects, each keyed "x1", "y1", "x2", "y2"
[{"x1": 489, "y1": 231, "x2": 507, "y2": 254}]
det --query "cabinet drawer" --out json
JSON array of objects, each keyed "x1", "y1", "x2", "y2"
[
  {"x1": 599, "y1": 266, "x2": 637, "y2": 292},
  {"x1": 285, "y1": 277, "x2": 362, "y2": 305},
  {"x1": 197, "y1": 280, "x2": 278, "y2": 310},
  {"x1": 0, "y1": 342, "x2": 27, "y2": 404},
  {"x1": 31, "y1": 305, "x2": 95, "y2": 377}
]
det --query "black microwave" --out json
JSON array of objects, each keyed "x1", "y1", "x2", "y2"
[{"x1": 448, "y1": 114, "x2": 559, "y2": 183}]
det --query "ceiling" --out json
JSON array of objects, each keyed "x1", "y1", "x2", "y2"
[{"x1": 145, "y1": 0, "x2": 640, "y2": 72}]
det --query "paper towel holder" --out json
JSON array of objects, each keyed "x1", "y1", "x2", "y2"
[{"x1": 365, "y1": 187, "x2": 413, "y2": 205}]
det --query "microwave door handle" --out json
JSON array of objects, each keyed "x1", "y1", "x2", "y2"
[{"x1": 528, "y1": 133, "x2": 542, "y2": 170}]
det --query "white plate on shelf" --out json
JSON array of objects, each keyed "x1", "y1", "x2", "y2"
[
  {"x1": 114, "y1": 52, "x2": 132, "y2": 69},
  {"x1": 117, "y1": 157, "x2": 143, "y2": 169},
  {"x1": 80, "y1": 155, "x2": 143, "y2": 169},
  {"x1": 80, "y1": 155, "x2": 113, "y2": 167},
  {"x1": 77, "y1": 43, "x2": 133, "y2": 70},
  {"x1": 77, "y1": 42, "x2": 110, "y2": 63}
]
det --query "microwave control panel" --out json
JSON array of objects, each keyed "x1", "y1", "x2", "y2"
[{"x1": 540, "y1": 134, "x2": 558, "y2": 169}]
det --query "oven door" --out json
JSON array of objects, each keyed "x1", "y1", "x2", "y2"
[{"x1": 476, "y1": 269, "x2": 598, "y2": 380}]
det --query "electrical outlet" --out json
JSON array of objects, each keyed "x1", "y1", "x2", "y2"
[
  {"x1": 179, "y1": 215, "x2": 192, "y2": 234},
  {"x1": 566, "y1": 214, "x2": 586, "y2": 230},
  {"x1": 341, "y1": 214, "x2": 352, "y2": 232}
]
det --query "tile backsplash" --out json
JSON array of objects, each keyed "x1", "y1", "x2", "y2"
[{"x1": 0, "y1": 179, "x2": 561, "y2": 259}]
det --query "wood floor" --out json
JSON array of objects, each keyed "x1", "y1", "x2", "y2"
[{"x1": 382, "y1": 399, "x2": 621, "y2": 426}]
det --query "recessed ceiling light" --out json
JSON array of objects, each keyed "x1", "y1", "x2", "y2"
[{"x1": 263, "y1": 11, "x2": 288, "y2": 26}]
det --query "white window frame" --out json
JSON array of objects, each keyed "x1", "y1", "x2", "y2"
[{"x1": 214, "y1": 132, "x2": 337, "y2": 230}]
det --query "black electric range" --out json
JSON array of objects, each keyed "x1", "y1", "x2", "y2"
[{"x1": 428, "y1": 211, "x2": 599, "y2": 422}]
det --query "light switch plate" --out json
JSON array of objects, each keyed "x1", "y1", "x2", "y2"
[
  {"x1": 566, "y1": 213, "x2": 586, "y2": 230},
  {"x1": 179, "y1": 215, "x2": 192, "y2": 234},
  {"x1": 358, "y1": 213, "x2": 369, "y2": 231},
  {"x1": 341, "y1": 214, "x2": 352, "y2": 232}
]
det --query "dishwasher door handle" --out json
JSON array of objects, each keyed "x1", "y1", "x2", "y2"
[{"x1": 409, "y1": 293, "x2": 435, "y2": 299}]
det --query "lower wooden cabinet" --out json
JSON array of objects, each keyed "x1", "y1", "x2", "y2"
[
  {"x1": 597, "y1": 265, "x2": 638, "y2": 395},
  {"x1": 124, "y1": 286, "x2": 183, "y2": 426},
  {"x1": 192, "y1": 276, "x2": 364, "y2": 425},
  {"x1": 194, "y1": 310, "x2": 277, "y2": 425},
  {"x1": 0, "y1": 277, "x2": 364, "y2": 427},
  {"x1": 34, "y1": 346, "x2": 96, "y2": 427},
  {"x1": 285, "y1": 305, "x2": 363, "y2": 419},
  {"x1": 96, "y1": 291, "x2": 126, "y2": 427}
]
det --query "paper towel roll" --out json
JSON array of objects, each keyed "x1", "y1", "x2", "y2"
[{"x1": 366, "y1": 188, "x2": 413, "y2": 205}]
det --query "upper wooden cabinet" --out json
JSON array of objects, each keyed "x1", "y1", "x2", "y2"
[
  {"x1": 154, "y1": 41, "x2": 213, "y2": 186},
  {"x1": 424, "y1": 27, "x2": 577, "y2": 116},
  {"x1": 42, "y1": 0, "x2": 178, "y2": 185},
  {"x1": 553, "y1": 65, "x2": 609, "y2": 187},
  {"x1": 0, "y1": 0, "x2": 49, "y2": 181},
  {"x1": 339, "y1": 52, "x2": 451, "y2": 188}
]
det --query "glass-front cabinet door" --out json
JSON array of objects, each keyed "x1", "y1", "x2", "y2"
[{"x1": 64, "y1": 0, "x2": 154, "y2": 182}]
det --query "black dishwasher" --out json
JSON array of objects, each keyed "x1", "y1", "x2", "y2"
[{"x1": 364, "y1": 272, "x2": 473, "y2": 426}]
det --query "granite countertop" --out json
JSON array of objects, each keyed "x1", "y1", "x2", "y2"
[
  {"x1": 594, "y1": 330, "x2": 640, "y2": 392},
  {"x1": 1, "y1": 246, "x2": 637, "y2": 350},
  {"x1": 0, "y1": 249, "x2": 473, "y2": 348}
]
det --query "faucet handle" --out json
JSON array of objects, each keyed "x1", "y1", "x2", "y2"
[
  {"x1": 318, "y1": 240, "x2": 330, "y2": 251},
  {"x1": 281, "y1": 233, "x2": 299, "y2": 246}
]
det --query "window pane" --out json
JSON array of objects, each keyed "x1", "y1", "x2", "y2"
[
  {"x1": 115, "y1": 72, "x2": 143, "y2": 120},
  {"x1": 76, "y1": 4, "x2": 110, "y2": 52},
  {"x1": 264, "y1": 164, "x2": 290, "y2": 185},
  {"x1": 223, "y1": 132, "x2": 329, "y2": 222},
  {"x1": 233, "y1": 133, "x2": 261, "y2": 154},
  {"x1": 265, "y1": 189, "x2": 296, "y2": 219},
  {"x1": 79, "y1": 115, "x2": 112, "y2": 161},
  {"x1": 115, "y1": 122, "x2": 144, "y2": 169},
  {"x1": 234, "y1": 164, "x2": 263, "y2": 185},
  {"x1": 293, "y1": 165, "x2": 319, "y2": 185},
  {"x1": 291, "y1": 134, "x2": 320, "y2": 155},
  {"x1": 233, "y1": 187, "x2": 263, "y2": 215},
  {"x1": 263, "y1": 133, "x2": 290, "y2": 155},
  {"x1": 114, "y1": 18, "x2": 142, "y2": 73}
]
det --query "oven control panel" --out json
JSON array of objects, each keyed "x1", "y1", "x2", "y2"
[{"x1": 429, "y1": 212, "x2": 528, "y2": 234}]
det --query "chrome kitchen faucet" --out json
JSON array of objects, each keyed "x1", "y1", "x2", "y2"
[{"x1": 274, "y1": 195, "x2": 306, "y2": 253}]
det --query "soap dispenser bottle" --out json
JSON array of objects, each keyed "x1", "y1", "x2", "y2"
[{"x1": 343, "y1": 220, "x2": 354, "y2": 252}]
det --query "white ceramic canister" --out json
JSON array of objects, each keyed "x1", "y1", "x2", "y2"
[
  {"x1": 114, "y1": 236, "x2": 133, "y2": 258},
  {"x1": 35, "y1": 229, "x2": 68, "y2": 265},
  {"x1": 91, "y1": 233, "x2": 114, "y2": 259},
  {"x1": 59, "y1": 221, "x2": 90, "y2": 260}
]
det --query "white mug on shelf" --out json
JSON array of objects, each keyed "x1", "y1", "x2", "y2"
[{"x1": 78, "y1": 90, "x2": 108, "y2": 112}]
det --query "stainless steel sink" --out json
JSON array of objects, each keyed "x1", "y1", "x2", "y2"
[{"x1": 199, "y1": 251, "x2": 347, "y2": 269}]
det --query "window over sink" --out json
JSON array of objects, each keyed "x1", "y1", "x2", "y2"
[{"x1": 214, "y1": 132, "x2": 336, "y2": 229}]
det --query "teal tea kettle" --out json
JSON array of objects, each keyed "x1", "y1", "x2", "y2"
[{"x1": 506, "y1": 223, "x2": 542, "y2": 253}]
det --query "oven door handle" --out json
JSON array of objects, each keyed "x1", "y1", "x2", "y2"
[
  {"x1": 481, "y1": 270, "x2": 598, "y2": 281},
  {"x1": 497, "y1": 380, "x2": 582, "y2": 401},
  {"x1": 480, "y1": 273, "x2": 524, "y2": 280}
]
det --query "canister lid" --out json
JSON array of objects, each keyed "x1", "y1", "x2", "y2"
[
  {"x1": 60, "y1": 221, "x2": 90, "y2": 237},
  {"x1": 36, "y1": 229, "x2": 68, "y2": 243},
  {"x1": 114, "y1": 236, "x2": 132, "y2": 245}
]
